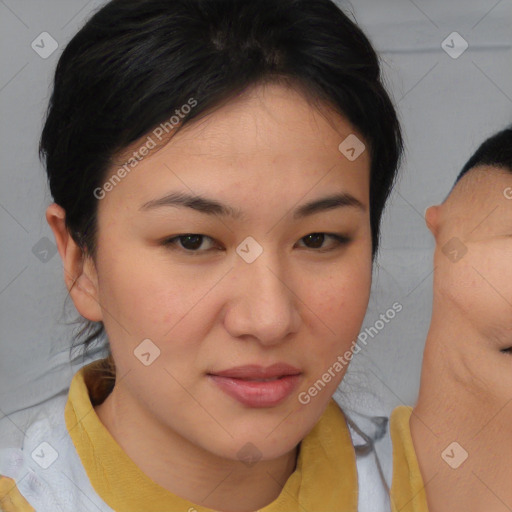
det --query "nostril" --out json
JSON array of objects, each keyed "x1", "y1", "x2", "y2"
[{"x1": 500, "y1": 347, "x2": 512, "y2": 354}]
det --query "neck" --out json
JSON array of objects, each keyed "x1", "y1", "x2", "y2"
[
  {"x1": 411, "y1": 307, "x2": 512, "y2": 512},
  {"x1": 95, "y1": 385, "x2": 298, "y2": 512}
]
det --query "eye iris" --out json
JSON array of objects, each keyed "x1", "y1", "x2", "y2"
[
  {"x1": 180, "y1": 234, "x2": 203, "y2": 250},
  {"x1": 304, "y1": 233, "x2": 324, "y2": 248}
]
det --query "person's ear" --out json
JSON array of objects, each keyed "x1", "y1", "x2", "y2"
[
  {"x1": 425, "y1": 205, "x2": 440, "y2": 238},
  {"x1": 46, "y1": 203, "x2": 103, "y2": 322}
]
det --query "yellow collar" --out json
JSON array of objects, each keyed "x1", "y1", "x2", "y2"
[
  {"x1": 390, "y1": 406, "x2": 429, "y2": 512},
  {"x1": 65, "y1": 358, "x2": 359, "y2": 511}
]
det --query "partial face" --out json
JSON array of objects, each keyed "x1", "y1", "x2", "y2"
[
  {"x1": 429, "y1": 167, "x2": 512, "y2": 398},
  {"x1": 91, "y1": 82, "x2": 372, "y2": 461}
]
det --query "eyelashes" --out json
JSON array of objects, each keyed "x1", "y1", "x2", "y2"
[
  {"x1": 163, "y1": 234, "x2": 217, "y2": 252},
  {"x1": 296, "y1": 233, "x2": 351, "y2": 251},
  {"x1": 161, "y1": 232, "x2": 352, "y2": 255}
]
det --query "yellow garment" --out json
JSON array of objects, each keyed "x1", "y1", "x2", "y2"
[
  {"x1": 62, "y1": 358, "x2": 359, "y2": 512},
  {"x1": 390, "y1": 406, "x2": 429, "y2": 512},
  {"x1": 0, "y1": 476, "x2": 34, "y2": 512}
]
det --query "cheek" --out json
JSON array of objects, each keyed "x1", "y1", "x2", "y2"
[
  {"x1": 95, "y1": 238, "x2": 196, "y2": 343},
  {"x1": 440, "y1": 247, "x2": 512, "y2": 333},
  {"x1": 95, "y1": 251, "x2": 208, "y2": 392},
  {"x1": 295, "y1": 261, "x2": 372, "y2": 401},
  {"x1": 322, "y1": 269, "x2": 371, "y2": 328},
  {"x1": 304, "y1": 250, "x2": 372, "y2": 354},
  {"x1": 473, "y1": 256, "x2": 512, "y2": 335}
]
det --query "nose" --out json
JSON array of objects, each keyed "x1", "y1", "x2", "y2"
[{"x1": 223, "y1": 251, "x2": 301, "y2": 346}]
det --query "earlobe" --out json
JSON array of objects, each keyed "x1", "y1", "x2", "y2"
[
  {"x1": 73, "y1": 259, "x2": 103, "y2": 322},
  {"x1": 425, "y1": 205, "x2": 440, "y2": 237},
  {"x1": 46, "y1": 203, "x2": 103, "y2": 322}
]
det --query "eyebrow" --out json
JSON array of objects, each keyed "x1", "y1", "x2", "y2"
[{"x1": 139, "y1": 191, "x2": 365, "y2": 219}]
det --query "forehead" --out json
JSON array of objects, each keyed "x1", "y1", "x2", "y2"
[
  {"x1": 120, "y1": 82, "x2": 360, "y2": 159},
  {"x1": 101, "y1": 82, "x2": 371, "y2": 212}
]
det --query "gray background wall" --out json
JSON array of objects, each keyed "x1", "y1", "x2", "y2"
[{"x1": 1, "y1": 0, "x2": 511, "y2": 418}]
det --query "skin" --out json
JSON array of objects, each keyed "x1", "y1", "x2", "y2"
[
  {"x1": 411, "y1": 166, "x2": 512, "y2": 512},
  {"x1": 47, "y1": 82, "x2": 372, "y2": 512}
]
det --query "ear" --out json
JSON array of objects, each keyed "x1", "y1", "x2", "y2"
[
  {"x1": 424, "y1": 205, "x2": 440, "y2": 238},
  {"x1": 46, "y1": 203, "x2": 103, "y2": 322}
]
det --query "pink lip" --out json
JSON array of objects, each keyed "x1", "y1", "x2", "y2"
[
  {"x1": 208, "y1": 364, "x2": 302, "y2": 408},
  {"x1": 211, "y1": 363, "x2": 301, "y2": 379}
]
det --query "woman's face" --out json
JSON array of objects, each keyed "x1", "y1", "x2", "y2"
[{"x1": 90, "y1": 82, "x2": 372, "y2": 461}]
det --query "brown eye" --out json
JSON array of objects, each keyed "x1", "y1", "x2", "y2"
[
  {"x1": 179, "y1": 234, "x2": 204, "y2": 250},
  {"x1": 163, "y1": 234, "x2": 217, "y2": 253},
  {"x1": 303, "y1": 233, "x2": 325, "y2": 248},
  {"x1": 298, "y1": 233, "x2": 350, "y2": 251}
]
